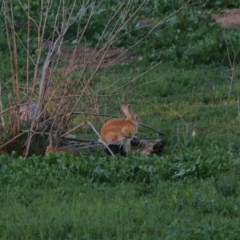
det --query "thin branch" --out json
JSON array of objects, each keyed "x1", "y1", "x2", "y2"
[
  {"x1": 0, "y1": 85, "x2": 5, "y2": 127},
  {"x1": 60, "y1": 121, "x2": 87, "y2": 138},
  {"x1": 86, "y1": 120, "x2": 114, "y2": 156},
  {"x1": 139, "y1": 123, "x2": 166, "y2": 136}
]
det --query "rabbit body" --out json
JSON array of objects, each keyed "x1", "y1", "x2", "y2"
[
  {"x1": 100, "y1": 105, "x2": 139, "y2": 144},
  {"x1": 45, "y1": 133, "x2": 80, "y2": 156},
  {"x1": 45, "y1": 145, "x2": 80, "y2": 155}
]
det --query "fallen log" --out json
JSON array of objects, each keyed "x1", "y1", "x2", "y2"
[{"x1": 104, "y1": 137, "x2": 166, "y2": 156}]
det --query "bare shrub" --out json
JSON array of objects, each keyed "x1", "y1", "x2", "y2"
[{"x1": 0, "y1": 0, "x2": 186, "y2": 156}]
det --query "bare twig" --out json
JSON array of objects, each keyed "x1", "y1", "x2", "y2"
[
  {"x1": 139, "y1": 123, "x2": 166, "y2": 136},
  {"x1": 60, "y1": 121, "x2": 87, "y2": 138},
  {"x1": 86, "y1": 120, "x2": 114, "y2": 156},
  {"x1": 2, "y1": 0, "x2": 188, "y2": 157},
  {"x1": 0, "y1": 85, "x2": 5, "y2": 127}
]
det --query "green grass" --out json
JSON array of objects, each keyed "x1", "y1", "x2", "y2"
[
  {"x1": 1, "y1": 179, "x2": 240, "y2": 239},
  {"x1": 1, "y1": 60, "x2": 240, "y2": 238},
  {"x1": 1, "y1": 146, "x2": 240, "y2": 239},
  {"x1": 2, "y1": 1, "x2": 240, "y2": 238},
  {"x1": 85, "y1": 62, "x2": 240, "y2": 150}
]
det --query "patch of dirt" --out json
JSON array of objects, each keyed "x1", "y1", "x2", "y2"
[
  {"x1": 60, "y1": 46, "x2": 137, "y2": 69},
  {"x1": 41, "y1": 41, "x2": 137, "y2": 69},
  {"x1": 212, "y1": 9, "x2": 240, "y2": 29}
]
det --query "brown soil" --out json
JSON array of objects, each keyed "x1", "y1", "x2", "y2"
[
  {"x1": 41, "y1": 40, "x2": 137, "y2": 69},
  {"x1": 59, "y1": 46, "x2": 137, "y2": 69},
  {"x1": 212, "y1": 9, "x2": 240, "y2": 29}
]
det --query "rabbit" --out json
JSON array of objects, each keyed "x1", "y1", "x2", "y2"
[
  {"x1": 100, "y1": 104, "x2": 139, "y2": 145},
  {"x1": 45, "y1": 132, "x2": 80, "y2": 156}
]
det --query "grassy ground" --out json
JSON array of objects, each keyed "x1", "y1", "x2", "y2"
[
  {"x1": 77, "y1": 62, "x2": 240, "y2": 150},
  {"x1": 1, "y1": 60, "x2": 240, "y2": 239},
  {"x1": 1, "y1": 179, "x2": 240, "y2": 239},
  {"x1": 2, "y1": 1, "x2": 240, "y2": 239},
  {"x1": 1, "y1": 62, "x2": 240, "y2": 239}
]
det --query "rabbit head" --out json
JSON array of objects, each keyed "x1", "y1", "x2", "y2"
[{"x1": 121, "y1": 104, "x2": 140, "y2": 124}]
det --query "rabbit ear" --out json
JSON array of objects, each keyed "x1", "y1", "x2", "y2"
[
  {"x1": 49, "y1": 132, "x2": 60, "y2": 148},
  {"x1": 48, "y1": 133, "x2": 52, "y2": 143},
  {"x1": 121, "y1": 104, "x2": 132, "y2": 118}
]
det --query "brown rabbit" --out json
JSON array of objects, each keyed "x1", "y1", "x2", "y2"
[
  {"x1": 100, "y1": 104, "x2": 139, "y2": 145},
  {"x1": 45, "y1": 133, "x2": 80, "y2": 156}
]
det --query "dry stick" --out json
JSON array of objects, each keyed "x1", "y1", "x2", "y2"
[
  {"x1": 5, "y1": 0, "x2": 48, "y2": 155},
  {"x1": 26, "y1": 0, "x2": 30, "y2": 92},
  {"x1": 0, "y1": 85, "x2": 5, "y2": 127},
  {"x1": 62, "y1": 137, "x2": 95, "y2": 144},
  {"x1": 0, "y1": 103, "x2": 41, "y2": 117},
  {"x1": 65, "y1": 44, "x2": 114, "y2": 123},
  {"x1": 60, "y1": 121, "x2": 88, "y2": 138},
  {"x1": 103, "y1": 0, "x2": 147, "y2": 48},
  {"x1": 56, "y1": 1, "x2": 149, "y2": 128},
  {"x1": 24, "y1": 0, "x2": 54, "y2": 106},
  {"x1": 59, "y1": 2, "x2": 127, "y2": 124},
  {"x1": 24, "y1": 2, "x2": 92, "y2": 156},
  {"x1": 43, "y1": 52, "x2": 84, "y2": 131},
  {"x1": 97, "y1": 0, "x2": 190, "y2": 77},
  {"x1": 139, "y1": 123, "x2": 166, "y2": 136},
  {"x1": 3, "y1": 1, "x2": 20, "y2": 133},
  {"x1": 86, "y1": 1, "x2": 143, "y2": 80},
  {"x1": 33, "y1": 2, "x2": 64, "y2": 130},
  {"x1": 111, "y1": 61, "x2": 162, "y2": 95},
  {"x1": 88, "y1": 55, "x2": 161, "y2": 98},
  {"x1": 8, "y1": 93, "x2": 13, "y2": 111},
  {"x1": 85, "y1": 1, "x2": 128, "y2": 64},
  {"x1": 57, "y1": 26, "x2": 97, "y2": 127},
  {"x1": 24, "y1": 58, "x2": 51, "y2": 157},
  {"x1": 223, "y1": 30, "x2": 239, "y2": 150},
  {"x1": 86, "y1": 121, "x2": 114, "y2": 156},
  {"x1": 33, "y1": 0, "x2": 53, "y2": 91},
  {"x1": 9, "y1": 0, "x2": 19, "y2": 102},
  {"x1": 47, "y1": 2, "x2": 93, "y2": 131}
]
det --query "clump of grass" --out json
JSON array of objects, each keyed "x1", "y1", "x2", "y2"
[
  {"x1": 2, "y1": 179, "x2": 240, "y2": 239},
  {"x1": 214, "y1": 173, "x2": 239, "y2": 198}
]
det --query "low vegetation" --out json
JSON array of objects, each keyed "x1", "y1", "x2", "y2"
[{"x1": 1, "y1": 0, "x2": 240, "y2": 239}]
